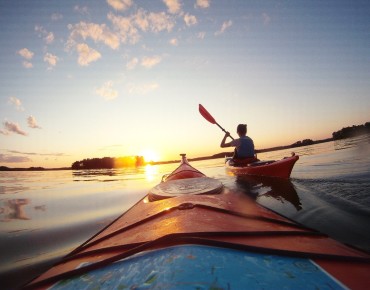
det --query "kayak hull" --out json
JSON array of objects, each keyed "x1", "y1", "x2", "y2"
[
  {"x1": 226, "y1": 154, "x2": 299, "y2": 179},
  {"x1": 25, "y1": 155, "x2": 370, "y2": 290}
]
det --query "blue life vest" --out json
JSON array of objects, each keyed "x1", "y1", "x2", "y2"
[{"x1": 236, "y1": 136, "x2": 255, "y2": 158}]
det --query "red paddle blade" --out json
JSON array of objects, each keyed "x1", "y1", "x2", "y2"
[{"x1": 199, "y1": 104, "x2": 216, "y2": 124}]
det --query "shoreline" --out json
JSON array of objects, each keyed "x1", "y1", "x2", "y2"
[{"x1": 0, "y1": 137, "x2": 334, "y2": 171}]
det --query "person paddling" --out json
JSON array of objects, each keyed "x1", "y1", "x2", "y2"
[{"x1": 220, "y1": 124, "x2": 257, "y2": 163}]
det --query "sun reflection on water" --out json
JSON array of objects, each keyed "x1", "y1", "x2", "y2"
[{"x1": 144, "y1": 164, "x2": 158, "y2": 182}]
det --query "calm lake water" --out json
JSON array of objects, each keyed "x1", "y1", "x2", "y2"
[{"x1": 1, "y1": 136, "x2": 370, "y2": 289}]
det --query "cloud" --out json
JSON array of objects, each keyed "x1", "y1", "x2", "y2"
[
  {"x1": 2, "y1": 121, "x2": 27, "y2": 136},
  {"x1": 35, "y1": 25, "x2": 54, "y2": 44},
  {"x1": 163, "y1": 0, "x2": 181, "y2": 14},
  {"x1": 184, "y1": 14, "x2": 197, "y2": 26},
  {"x1": 7, "y1": 150, "x2": 67, "y2": 157},
  {"x1": 8, "y1": 97, "x2": 24, "y2": 111},
  {"x1": 67, "y1": 21, "x2": 120, "y2": 50},
  {"x1": 126, "y1": 57, "x2": 139, "y2": 69},
  {"x1": 0, "y1": 154, "x2": 32, "y2": 163},
  {"x1": 126, "y1": 82, "x2": 159, "y2": 95},
  {"x1": 215, "y1": 20, "x2": 232, "y2": 36},
  {"x1": 17, "y1": 48, "x2": 34, "y2": 59},
  {"x1": 0, "y1": 129, "x2": 9, "y2": 135},
  {"x1": 27, "y1": 116, "x2": 42, "y2": 129},
  {"x1": 74, "y1": 5, "x2": 89, "y2": 15},
  {"x1": 76, "y1": 43, "x2": 101, "y2": 66},
  {"x1": 169, "y1": 38, "x2": 178, "y2": 46},
  {"x1": 51, "y1": 13, "x2": 63, "y2": 21},
  {"x1": 197, "y1": 31, "x2": 206, "y2": 39},
  {"x1": 141, "y1": 55, "x2": 162, "y2": 68},
  {"x1": 44, "y1": 53, "x2": 59, "y2": 69},
  {"x1": 96, "y1": 81, "x2": 118, "y2": 100},
  {"x1": 107, "y1": 0, "x2": 133, "y2": 11},
  {"x1": 262, "y1": 12, "x2": 271, "y2": 25},
  {"x1": 22, "y1": 61, "x2": 33, "y2": 69},
  {"x1": 195, "y1": 0, "x2": 211, "y2": 8}
]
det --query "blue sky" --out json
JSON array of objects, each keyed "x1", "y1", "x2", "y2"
[{"x1": 0, "y1": 0, "x2": 369, "y2": 167}]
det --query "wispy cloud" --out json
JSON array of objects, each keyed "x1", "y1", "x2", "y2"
[
  {"x1": 7, "y1": 150, "x2": 66, "y2": 157},
  {"x1": 126, "y1": 57, "x2": 139, "y2": 70},
  {"x1": 51, "y1": 13, "x2": 63, "y2": 21},
  {"x1": 74, "y1": 5, "x2": 89, "y2": 15},
  {"x1": 67, "y1": 21, "x2": 120, "y2": 50},
  {"x1": 184, "y1": 14, "x2": 197, "y2": 26},
  {"x1": 215, "y1": 20, "x2": 232, "y2": 36},
  {"x1": 76, "y1": 43, "x2": 101, "y2": 66},
  {"x1": 107, "y1": 0, "x2": 133, "y2": 11},
  {"x1": 163, "y1": 0, "x2": 181, "y2": 14},
  {"x1": 8, "y1": 97, "x2": 24, "y2": 111},
  {"x1": 141, "y1": 55, "x2": 162, "y2": 68},
  {"x1": 96, "y1": 81, "x2": 118, "y2": 100},
  {"x1": 35, "y1": 25, "x2": 54, "y2": 44},
  {"x1": 0, "y1": 154, "x2": 32, "y2": 163},
  {"x1": 27, "y1": 116, "x2": 42, "y2": 129},
  {"x1": 262, "y1": 12, "x2": 271, "y2": 26},
  {"x1": 126, "y1": 82, "x2": 159, "y2": 95},
  {"x1": 2, "y1": 121, "x2": 27, "y2": 136},
  {"x1": 195, "y1": 0, "x2": 211, "y2": 9}
]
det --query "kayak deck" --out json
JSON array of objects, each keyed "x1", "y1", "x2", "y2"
[{"x1": 26, "y1": 190, "x2": 370, "y2": 289}]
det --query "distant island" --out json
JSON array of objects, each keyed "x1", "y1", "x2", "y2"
[{"x1": 1, "y1": 122, "x2": 369, "y2": 171}]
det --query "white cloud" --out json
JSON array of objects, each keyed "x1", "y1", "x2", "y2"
[
  {"x1": 67, "y1": 22, "x2": 120, "y2": 50},
  {"x1": 8, "y1": 97, "x2": 24, "y2": 111},
  {"x1": 126, "y1": 57, "x2": 139, "y2": 69},
  {"x1": 163, "y1": 0, "x2": 181, "y2": 14},
  {"x1": 76, "y1": 43, "x2": 101, "y2": 66},
  {"x1": 44, "y1": 53, "x2": 59, "y2": 69},
  {"x1": 147, "y1": 11, "x2": 175, "y2": 33},
  {"x1": 27, "y1": 116, "x2": 42, "y2": 129},
  {"x1": 2, "y1": 121, "x2": 27, "y2": 136},
  {"x1": 51, "y1": 13, "x2": 63, "y2": 21},
  {"x1": 184, "y1": 13, "x2": 197, "y2": 26},
  {"x1": 141, "y1": 56, "x2": 162, "y2": 68},
  {"x1": 197, "y1": 31, "x2": 206, "y2": 39},
  {"x1": 195, "y1": 0, "x2": 210, "y2": 8},
  {"x1": 169, "y1": 38, "x2": 178, "y2": 46},
  {"x1": 96, "y1": 81, "x2": 118, "y2": 100},
  {"x1": 74, "y1": 5, "x2": 89, "y2": 15},
  {"x1": 126, "y1": 82, "x2": 159, "y2": 95},
  {"x1": 107, "y1": 0, "x2": 132, "y2": 11},
  {"x1": 18, "y1": 48, "x2": 34, "y2": 59},
  {"x1": 35, "y1": 25, "x2": 54, "y2": 44},
  {"x1": 215, "y1": 20, "x2": 232, "y2": 36}
]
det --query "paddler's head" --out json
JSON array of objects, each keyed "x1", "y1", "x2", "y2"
[{"x1": 237, "y1": 124, "x2": 247, "y2": 137}]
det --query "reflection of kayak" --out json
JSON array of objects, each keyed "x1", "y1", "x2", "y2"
[
  {"x1": 226, "y1": 153, "x2": 299, "y2": 179},
  {"x1": 25, "y1": 155, "x2": 370, "y2": 289}
]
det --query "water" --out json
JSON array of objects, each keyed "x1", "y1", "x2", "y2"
[{"x1": 1, "y1": 136, "x2": 370, "y2": 289}]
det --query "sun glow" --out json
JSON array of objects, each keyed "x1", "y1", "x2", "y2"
[{"x1": 140, "y1": 149, "x2": 160, "y2": 163}]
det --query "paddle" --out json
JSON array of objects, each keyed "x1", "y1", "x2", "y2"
[{"x1": 199, "y1": 104, "x2": 234, "y2": 140}]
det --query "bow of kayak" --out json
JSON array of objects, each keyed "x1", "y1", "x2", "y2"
[
  {"x1": 25, "y1": 154, "x2": 370, "y2": 290},
  {"x1": 226, "y1": 153, "x2": 299, "y2": 179}
]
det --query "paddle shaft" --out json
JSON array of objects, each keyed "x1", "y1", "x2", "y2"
[{"x1": 216, "y1": 123, "x2": 234, "y2": 140}]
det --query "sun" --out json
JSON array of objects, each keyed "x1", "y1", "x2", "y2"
[{"x1": 140, "y1": 149, "x2": 160, "y2": 163}]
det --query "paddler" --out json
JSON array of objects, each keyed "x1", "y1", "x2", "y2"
[{"x1": 220, "y1": 124, "x2": 257, "y2": 163}]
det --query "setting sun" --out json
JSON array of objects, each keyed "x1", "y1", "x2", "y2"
[{"x1": 140, "y1": 150, "x2": 160, "y2": 163}]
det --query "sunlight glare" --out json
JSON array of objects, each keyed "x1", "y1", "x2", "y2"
[
  {"x1": 144, "y1": 164, "x2": 158, "y2": 182},
  {"x1": 141, "y1": 149, "x2": 160, "y2": 163}
]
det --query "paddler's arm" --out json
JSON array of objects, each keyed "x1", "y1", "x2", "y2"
[{"x1": 220, "y1": 132, "x2": 233, "y2": 148}]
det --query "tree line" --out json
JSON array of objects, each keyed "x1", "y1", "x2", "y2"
[
  {"x1": 332, "y1": 122, "x2": 370, "y2": 140},
  {"x1": 71, "y1": 156, "x2": 146, "y2": 169}
]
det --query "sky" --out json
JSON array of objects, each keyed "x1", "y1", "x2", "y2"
[{"x1": 0, "y1": 0, "x2": 369, "y2": 168}]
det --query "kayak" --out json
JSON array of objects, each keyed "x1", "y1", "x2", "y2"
[
  {"x1": 226, "y1": 153, "x2": 299, "y2": 179},
  {"x1": 25, "y1": 154, "x2": 370, "y2": 289}
]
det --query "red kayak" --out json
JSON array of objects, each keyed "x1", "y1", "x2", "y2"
[
  {"x1": 226, "y1": 153, "x2": 299, "y2": 179},
  {"x1": 25, "y1": 154, "x2": 370, "y2": 289}
]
